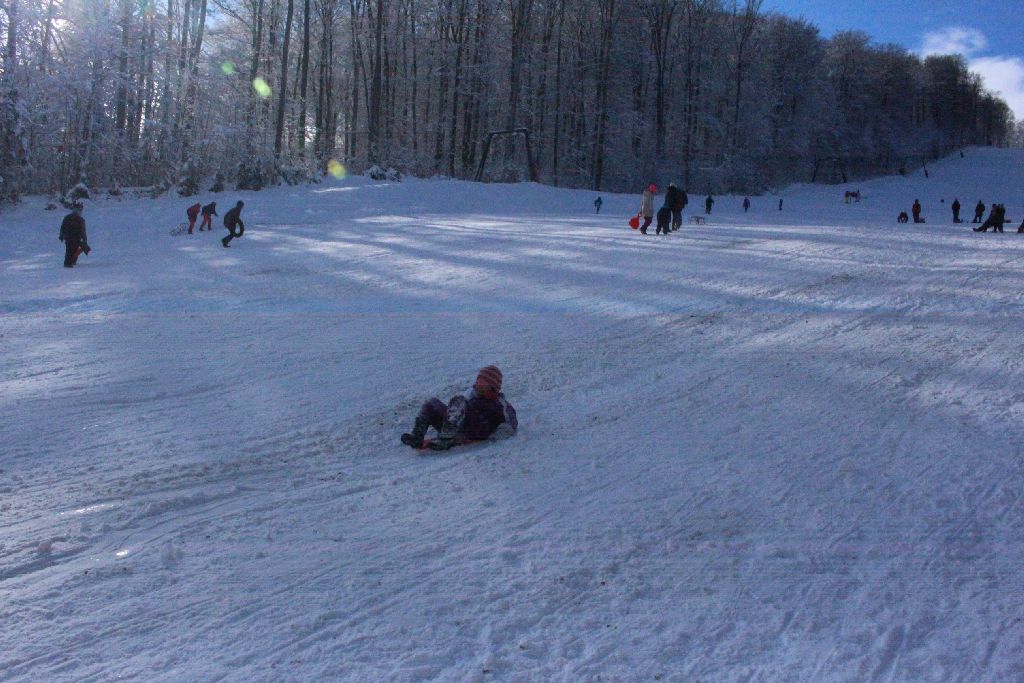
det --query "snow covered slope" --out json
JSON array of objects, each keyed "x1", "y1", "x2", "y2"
[{"x1": 2, "y1": 148, "x2": 1024, "y2": 681}]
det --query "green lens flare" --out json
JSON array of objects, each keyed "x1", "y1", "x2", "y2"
[
  {"x1": 253, "y1": 77, "x2": 271, "y2": 98},
  {"x1": 327, "y1": 160, "x2": 347, "y2": 179},
  {"x1": 221, "y1": 61, "x2": 236, "y2": 76}
]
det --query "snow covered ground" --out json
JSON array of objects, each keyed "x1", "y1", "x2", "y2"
[{"x1": 3, "y1": 148, "x2": 1024, "y2": 681}]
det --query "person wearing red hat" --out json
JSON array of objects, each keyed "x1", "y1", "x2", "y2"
[
  {"x1": 401, "y1": 365, "x2": 518, "y2": 451},
  {"x1": 186, "y1": 202, "x2": 201, "y2": 234},
  {"x1": 638, "y1": 184, "x2": 656, "y2": 234}
]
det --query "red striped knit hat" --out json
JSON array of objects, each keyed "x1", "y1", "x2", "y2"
[{"x1": 474, "y1": 365, "x2": 503, "y2": 398}]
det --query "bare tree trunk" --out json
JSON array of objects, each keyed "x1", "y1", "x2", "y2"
[
  {"x1": 550, "y1": 0, "x2": 565, "y2": 184},
  {"x1": 591, "y1": 0, "x2": 616, "y2": 189},
  {"x1": 275, "y1": 0, "x2": 295, "y2": 154},
  {"x1": 447, "y1": 0, "x2": 468, "y2": 176},
  {"x1": 297, "y1": 0, "x2": 310, "y2": 156},
  {"x1": 504, "y1": 0, "x2": 533, "y2": 160},
  {"x1": 367, "y1": 0, "x2": 385, "y2": 163},
  {"x1": 39, "y1": 0, "x2": 55, "y2": 73}
]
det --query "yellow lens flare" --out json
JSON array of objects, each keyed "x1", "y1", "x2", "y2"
[
  {"x1": 327, "y1": 159, "x2": 346, "y2": 179},
  {"x1": 252, "y1": 77, "x2": 271, "y2": 98},
  {"x1": 221, "y1": 61, "x2": 236, "y2": 76}
]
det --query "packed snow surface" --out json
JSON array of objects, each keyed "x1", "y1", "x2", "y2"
[{"x1": 3, "y1": 148, "x2": 1024, "y2": 681}]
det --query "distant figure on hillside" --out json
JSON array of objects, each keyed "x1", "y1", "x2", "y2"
[
  {"x1": 638, "y1": 185, "x2": 656, "y2": 234},
  {"x1": 973, "y1": 200, "x2": 985, "y2": 223},
  {"x1": 924, "y1": 168, "x2": 930, "y2": 179},
  {"x1": 704, "y1": 194, "x2": 714, "y2": 215},
  {"x1": 665, "y1": 183, "x2": 685, "y2": 231},
  {"x1": 199, "y1": 201, "x2": 218, "y2": 231},
  {"x1": 400, "y1": 366, "x2": 517, "y2": 451},
  {"x1": 912, "y1": 199, "x2": 923, "y2": 223},
  {"x1": 974, "y1": 204, "x2": 1007, "y2": 233},
  {"x1": 186, "y1": 202, "x2": 201, "y2": 234},
  {"x1": 897, "y1": 212, "x2": 909, "y2": 224},
  {"x1": 743, "y1": 196, "x2": 750, "y2": 212},
  {"x1": 221, "y1": 200, "x2": 246, "y2": 248},
  {"x1": 778, "y1": 198, "x2": 783, "y2": 211},
  {"x1": 951, "y1": 198, "x2": 962, "y2": 223},
  {"x1": 59, "y1": 203, "x2": 90, "y2": 268},
  {"x1": 594, "y1": 196, "x2": 603, "y2": 214}
]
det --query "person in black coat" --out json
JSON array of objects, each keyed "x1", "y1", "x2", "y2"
[
  {"x1": 951, "y1": 198, "x2": 961, "y2": 223},
  {"x1": 664, "y1": 184, "x2": 685, "y2": 231},
  {"x1": 704, "y1": 194, "x2": 714, "y2": 215},
  {"x1": 199, "y1": 201, "x2": 218, "y2": 231},
  {"x1": 973, "y1": 200, "x2": 985, "y2": 223},
  {"x1": 221, "y1": 201, "x2": 245, "y2": 247},
  {"x1": 59, "y1": 204, "x2": 90, "y2": 267}
]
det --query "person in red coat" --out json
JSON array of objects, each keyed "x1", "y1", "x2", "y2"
[{"x1": 186, "y1": 202, "x2": 201, "y2": 234}]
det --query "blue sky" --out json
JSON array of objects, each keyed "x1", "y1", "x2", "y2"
[{"x1": 765, "y1": 0, "x2": 1024, "y2": 119}]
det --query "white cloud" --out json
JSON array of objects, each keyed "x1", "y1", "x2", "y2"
[
  {"x1": 918, "y1": 27, "x2": 1024, "y2": 121},
  {"x1": 920, "y1": 26, "x2": 987, "y2": 58},
  {"x1": 970, "y1": 56, "x2": 1024, "y2": 121}
]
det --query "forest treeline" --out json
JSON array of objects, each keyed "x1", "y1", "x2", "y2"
[{"x1": 0, "y1": 0, "x2": 1018, "y2": 201}]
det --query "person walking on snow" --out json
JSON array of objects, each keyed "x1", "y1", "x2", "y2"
[
  {"x1": 401, "y1": 366, "x2": 518, "y2": 451},
  {"x1": 594, "y1": 196, "x2": 603, "y2": 214},
  {"x1": 952, "y1": 198, "x2": 961, "y2": 223},
  {"x1": 199, "y1": 201, "x2": 218, "y2": 231},
  {"x1": 912, "y1": 199, "x2": 922, "y2": 223},
  {"x1": 973, "y1": 200, "x2": 985, "y2": 223},
  {"x1": 59, "y1": 203, "x2": 90, "y2": 268},
  {"x1": 638, "y1": 185, "x2": 656, "y2": 234},
  {"x1": 221, "y1": 201, "x2": 245, "y2": 248},
  {"x1": 186, "y1": 202, "x2": 201, "y2": 234},
  {"x1": 705, "y1": 194, "x2": 714, "y2": 215},
  {"x1": 743, "y1": 196, "x2": 750, "y2": 212},
  {"x1": 665, "y1": 183, "x2": 685, "y2": 231}
]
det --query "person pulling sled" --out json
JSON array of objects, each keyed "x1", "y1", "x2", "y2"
[
  {"x1": 401, "y1": 365, "x2": 518, "y2": 451},
  {"x1": 221, "y1": 200, "x2": 246, "y2": 247},
  {"x1": 59, "y1": 203, "x2": 91, "y2": 267}
]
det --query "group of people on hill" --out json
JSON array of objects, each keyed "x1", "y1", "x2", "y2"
[
  {"x1": 971, "y1": 202, "x2": 1019, "y2": 233},
  {"x1": 636, "y1": 184, "x2": 734, "y2": 235},
  {"x1": 186, "y1": 200, "x2": 247, "y2": 247},
  {"x1": 637, "y1": 183, "x2": 689, "y2": 234},
  {"x1": 895, "y1": 198, "x2": 1022, "y2": 233},
  {"x1": 58, "y1": 199, "x2": 248, "y2": 266}
]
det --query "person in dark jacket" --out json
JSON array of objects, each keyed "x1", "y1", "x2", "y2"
[
  {"x1": 655, "y1": 204, "x2": 673, "y2": 235},
  {"x1": 594, "y1": 196, "x2": 603, "y2": 214},
  {"x1": 199, "y1": 201, "x2": 218, "y2": 231},
  {"x1": 951, "y1": 198, "x2": 961, "y2": 223},
  {"x1": 59, "y1": 203, "x2": 89, "y2": 267},
  {"x1": 664, "y1": 183, "x2": 685, "y2": 231},
  {"x1": 743, "y1": 196, "x2": 750, "y2": 212},
  {"x1": 401, "y1": 365, "x2": 518, "y2": 451},
  {"x1": 186, "y1": 202, "x2": 201, "y2": 234},
  {"x1": 973, "y1": 200, "x2": 985, "y2": 223},
  {"x1": 704, "y1": 194, "x2": 714, "y2": 215},
  {"x1": 911, "y1": 199, "x2": 923, "y2": 223},
  {"x1": 221, "y1": 200, "x2": 245, "y2": 247}
]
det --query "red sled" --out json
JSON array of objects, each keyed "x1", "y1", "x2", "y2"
[{"x1": 629, "y1": 215, "x2": 640, "y2": 229}]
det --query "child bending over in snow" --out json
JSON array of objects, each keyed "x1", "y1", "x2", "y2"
[{"x1": 401, "y1": 365, "x2": 518, "y2": 451}]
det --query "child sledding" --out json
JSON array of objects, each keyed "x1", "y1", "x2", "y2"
[{"x1": 401, "y1": 366, "x2": 518, "y2": 451}]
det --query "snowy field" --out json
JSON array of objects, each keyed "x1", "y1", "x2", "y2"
[{"x1": 3, "y1": 148, "x2": 1024, "y2": 682}]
